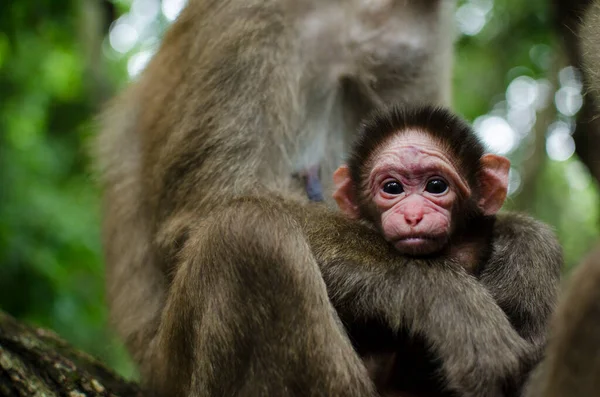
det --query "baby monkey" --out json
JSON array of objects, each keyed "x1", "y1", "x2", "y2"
[
  {"x1": 331, "y1": 105, "x2": 560, "y2": 395},
  {"x1": 333, "y1": 105, "x2": 510, "y2": 272}
]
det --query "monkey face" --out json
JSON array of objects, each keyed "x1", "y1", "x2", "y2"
[
  {"x1": 377, "y1": 189, "x2": 451, "y2": 255},
  {"x1": 333, "y1": 125, "x2": 510, "y2": 257},
  {"x1": 367, "y1": 132, "x2": 467, "y2": 255}
]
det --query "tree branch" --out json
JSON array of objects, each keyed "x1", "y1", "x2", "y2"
[{"x1": 0, "y1": 311, "x2": 140, "y2": 397}]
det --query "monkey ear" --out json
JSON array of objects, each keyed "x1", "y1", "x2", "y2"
[
  {"x1": 478, "y1": 154, "x2": 511, "y2": 215},
  {"x1": 332, "y1": 165, "x2": 360, "y2": 219}
]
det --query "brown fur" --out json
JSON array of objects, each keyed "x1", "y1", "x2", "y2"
[
  {"x1": 523, "y1": 246, "x2": 600, "y2": 397},
  {"x1": 96, "y1": 1, "x2": 562, "y2": 396},
  {"x1": 582, "y1": 1, "x2": 600, "y2": 104}
]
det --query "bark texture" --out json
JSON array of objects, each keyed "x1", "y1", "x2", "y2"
[{"x1": 0, "y1": 311, "x2": 141, "y2": 397}]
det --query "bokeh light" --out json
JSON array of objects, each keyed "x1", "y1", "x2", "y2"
[
  {"x1": 456, "y1": 0, "x2": 494, "y2": 36},
  {"x1": 127, "y1": 49, "x2": 156, "y2": 77},
  {"x1": 107, "y1": 0, "x2": 186, "y2": 78},
  {"x1": 109, "y1": 18, "x2": 139, "y2": 54},
  {"x1": 555, "y1": 66, "x2": 583, "y2": 116},
  {"x1": 506, "y1": 76, "x2": 538, "y2": 109},
  {"x1": 546, "y1": 122, "x2": 576, "y2": 162},
  {"x1": 555, "y1": 86, "x2": 583, "y2": 117},
  {"x1": 474, "y1": 115, "x2": 518, "y2": 154},
  {"x1": 162, "y1": 0, "x2": 188, "y2": 21},
  {"x1": 131, "y1": 0, "x2": 160, "y2": 22}
]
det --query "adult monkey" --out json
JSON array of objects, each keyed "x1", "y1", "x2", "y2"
[{"x1": 97, "y1": 1, "x2": 560, "y2": 396}]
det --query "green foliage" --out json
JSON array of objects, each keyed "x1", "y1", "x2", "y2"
[
  {"x1": 454, "y1": 0, "x2": 600, "y2": 272},
  {"x1": 0, "y1": 0, "x2": 134, "y2": 378},
  {"x1": 0, "y1": 0, "x2": 597, "y2": 378},
  {"x1": 527, "y1": 160, "x2": 600, "y2": 269}
]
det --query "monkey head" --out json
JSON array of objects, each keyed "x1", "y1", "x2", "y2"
[{"x1": 333, "y1": 105, "x2": 510, "y2": 256}]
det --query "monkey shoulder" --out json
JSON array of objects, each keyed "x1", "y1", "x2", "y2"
[
  {"x1": 493, "y1": 212, "x2": 560, "y2": 247},
  {"x1": 490, "y1": 212, "x2": 563, "y2": 273}
]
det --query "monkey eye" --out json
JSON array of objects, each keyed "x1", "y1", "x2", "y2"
[
  {"x1": 382, "y1": 181, "x2": 404, "y2": 195},
  {"x1": 425, "y1": 178, "x2": 448, "y2": 194}
]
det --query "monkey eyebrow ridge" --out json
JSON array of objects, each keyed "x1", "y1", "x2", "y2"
[{"x1": 369, "y1": 160, "x2": 471, "y2": 198}]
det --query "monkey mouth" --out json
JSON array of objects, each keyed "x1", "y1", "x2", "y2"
[{"x1": 392, "y1": 235, "x2": 446, "y2": 255}]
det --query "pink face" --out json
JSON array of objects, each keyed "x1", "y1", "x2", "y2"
[
  {"x1": 366, "y1": 131, "x2": 469, "y2": 254},
  {"x1": 332, "y1": 129, "x2": 510, "y2": 256}
]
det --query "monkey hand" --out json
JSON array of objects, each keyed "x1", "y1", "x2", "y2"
[
  {"x1": 420, "y1": 264, "x2": 532, "y2": 397},
  {"x1": 335, "y1": 257, "x2": 531, "y2": 397}
]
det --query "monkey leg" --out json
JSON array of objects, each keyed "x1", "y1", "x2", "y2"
[{"x1": 147, "y1": 200, "x2": 377, "y2": 397}]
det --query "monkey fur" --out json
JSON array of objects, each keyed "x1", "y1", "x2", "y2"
[
  {"x1": 582, "y1": 0, "x2": 600, "y2": 101},
  {"x1": 96, "y1": 1, "x2": 562, "y2": 396},
  {"x1": 338, "y1": 105, "x2": 508, "y2": 268},
  {"x1": 522, "y1": 245, "x2": 600, "y2": 397}
]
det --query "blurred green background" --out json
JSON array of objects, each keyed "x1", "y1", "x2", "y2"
[{"x1": 0, "y1": 0, "x2": 598, "y2": 379}]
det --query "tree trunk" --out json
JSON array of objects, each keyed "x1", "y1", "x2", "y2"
[{"x1": 0, "y1": 311, "x2": 141, "y2": 397}]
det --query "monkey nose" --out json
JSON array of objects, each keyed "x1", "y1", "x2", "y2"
[{"x1": 404, "y1": 213, "x2": 423, "y2": 226}]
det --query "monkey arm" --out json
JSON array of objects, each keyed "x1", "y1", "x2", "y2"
[
  {"x1": 481, "y1": 212, "x2": 563, "y2": 348},
  {"x1": 287, "y1": 201, "x2": 531, "y2": 397}
]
